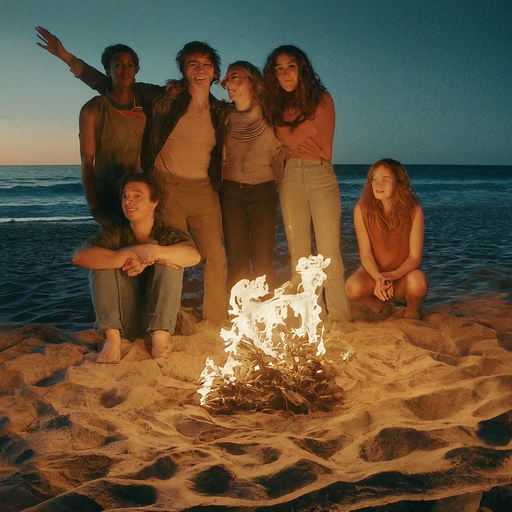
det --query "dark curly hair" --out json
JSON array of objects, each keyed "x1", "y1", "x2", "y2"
[
  {"x1": 261, "y1": 45, "x2": 326, "y2": 128},
  {"x1": 101, "y1": 44, "x2": 139, "y2": 72},
  {"x1": 359, "y1": 159, "x2": 419, "y2": 234},
  {"x1": 175, "y1": 41, "x2": 221, "y2": 84}
]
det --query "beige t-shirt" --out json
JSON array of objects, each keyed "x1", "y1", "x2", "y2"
[{"x1": 154, "y1": 108, "x2": 215, "y2": 179}]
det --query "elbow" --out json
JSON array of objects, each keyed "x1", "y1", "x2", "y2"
[
  {"x1": 190, "y1": 250, "x2": 201, "y2": 267},
  {"x1": 72, "y1": 252, "x2": 84, "y2": 267},
  {"x1": 185, "y1": 248, "x2": 201, "y2": 267}
]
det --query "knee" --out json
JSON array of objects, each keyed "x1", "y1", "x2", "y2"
[
  {"x1": 405, "y1": 270, "x2": 428, "y2": 300},
  {"x1": 152, "y1": 263, "x2": 184, "y2": 281},
  {"x1": 90, "y1": 268, "x2": 118, "y2": 290},
  {"x1": 345, "y1": 275, "x2": 363, "y2": 300}
]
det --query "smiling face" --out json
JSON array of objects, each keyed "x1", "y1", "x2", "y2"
[
  {"x1": 275, "y1": 53, "x2": 299, "y2": 92},
  {"x1": 184, "y1": 53, "x2": 215, "y2": 91},
  {"x1": 121, "y1": 181, "x2": 158, "y2": 222},
  {"x1": 371, "y1": 165, "x2": 396, "y2": 205},
  {"x1": 222, "y1": 67, "x2": 254, "y2": 108},
  {"x1": 107, "y1": 52, "x2": 139, "y2": 89}
]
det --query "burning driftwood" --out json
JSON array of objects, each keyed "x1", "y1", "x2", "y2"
[{"x1": 198, "y1": 255, "x2": 347, "y2": 414}]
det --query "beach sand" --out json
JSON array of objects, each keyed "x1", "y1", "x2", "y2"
[{"x1": 1, "y1": 293, "x2": 512, "y2": 511}]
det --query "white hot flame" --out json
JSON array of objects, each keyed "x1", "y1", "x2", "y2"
[{"x1": 198, "y1": 254, "x2": 331, "y2": 405}]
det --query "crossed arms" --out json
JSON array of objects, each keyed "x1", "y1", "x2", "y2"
[{"x1": 73, "y1": 242, "x2": 201, "y2": 276}]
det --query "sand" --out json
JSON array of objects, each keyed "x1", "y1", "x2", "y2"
[{"x1": 1, "y1": 294, "x2": 512, "y2": 511}]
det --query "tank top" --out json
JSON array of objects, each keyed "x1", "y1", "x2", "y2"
[
  {"x1": 364, "y1": 217, "x2": 411, "y2": 272},
  {"x1": 92, "y1": 95, "x2": 146, "y2": 212}
]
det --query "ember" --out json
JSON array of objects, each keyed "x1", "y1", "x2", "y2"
[{"x1": 198, "y1": 255, "x2": 346, "y2": 414}]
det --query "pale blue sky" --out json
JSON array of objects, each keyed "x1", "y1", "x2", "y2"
[{"x1": 0, "y1": 0, "x2": 510, "y2": 165}]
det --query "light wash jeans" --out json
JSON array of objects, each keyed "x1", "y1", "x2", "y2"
[
  {"x1": 279, "y1": 158, "x2": 350, "y2": 322},
  {"x1": 90, "y1": 264, "x2": 184, "y2": 340}
]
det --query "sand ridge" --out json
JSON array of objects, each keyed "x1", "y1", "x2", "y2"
[{"x1": 1, "y1": 294, "x2": 512, "y2": 511}]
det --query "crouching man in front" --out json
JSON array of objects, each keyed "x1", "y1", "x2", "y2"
[{"x1": 73, "y1": 172, "x2": 201, "y2": 363}]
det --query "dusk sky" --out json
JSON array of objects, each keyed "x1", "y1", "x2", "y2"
[{"x1": 0, "y1": 0, "x2": 510, "y2": 166}]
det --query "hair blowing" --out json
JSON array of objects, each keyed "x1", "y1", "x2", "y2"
[
  {"x1": 221, "y1": 60, "x2": 263, "y2": 101},
  {"x1": 261, "y1": 45, "x2": 326, "y2": 128},
  {"x1": 175, "y1": 41, "x2": 221, "y2": 84},
  {"x1": 359, "y1": 158, "x2": 419, "y2": 234}
]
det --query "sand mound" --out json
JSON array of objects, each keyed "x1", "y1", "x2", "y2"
[{"x1": 1, "y1": 296, "x2": 512, "y2": 511}]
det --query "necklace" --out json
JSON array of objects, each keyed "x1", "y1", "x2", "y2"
[{"x1": 107, "y1": 91, "x2": 137, "y2": 111}]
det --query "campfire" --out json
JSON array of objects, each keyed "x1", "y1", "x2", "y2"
[{"x1": 198, "y1": 255, "x2": 349, "y2": 414}]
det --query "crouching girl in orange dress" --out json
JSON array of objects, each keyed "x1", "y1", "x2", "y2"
[{"x1": 345, "y1": 158, "x2": 428, "y2": 319}]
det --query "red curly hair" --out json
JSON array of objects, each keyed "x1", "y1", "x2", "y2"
[{"x1": 359, "y1": 159, "x2": 419, "y2": 234}]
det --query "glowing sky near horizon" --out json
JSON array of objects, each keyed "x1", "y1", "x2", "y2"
[{"x1": 0, "y1": 0, "x2": 510, "y2": 165}]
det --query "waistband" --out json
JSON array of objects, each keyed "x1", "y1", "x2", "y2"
[
  {"x1": 286, "y1": 157, "x2": 332, "y2": 167},
  {"x1": 162, "y1": 173, "x2": 211, "y2": 189},
  {"x1": 222, "y1": 179, "x2": 276, "y2": 190}
]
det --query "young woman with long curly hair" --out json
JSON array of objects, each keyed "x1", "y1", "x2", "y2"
[
  {"x1": 261, "y1": 45, "x2": 350, "y2": 324},
  {"x1": 346, "y1": 159, "x2": 428, "y2": 319}
]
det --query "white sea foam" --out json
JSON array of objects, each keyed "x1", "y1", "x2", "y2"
[{"x1": 0, "y1": 216, "x2": 92, "y2": 223}]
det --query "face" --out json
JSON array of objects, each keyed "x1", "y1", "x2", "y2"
[
  {"x1": 275, "y1": 54, "x2": 299, "y2": 92},
  {"x1": 222, "y1": 68, "x2": 254, "y2": 105},
  {"x1": 107, "y1": 52, "x2": 139, "y2": 88},
  {"x1": 371, "y1": 165, "x2": 396, "y2": 203},
  {"x1": 184, "y1": 53, "x2": 215, "y2": 89},
  {"x1": 121, "y1": 182, "x2": 158, "y2": 222}
]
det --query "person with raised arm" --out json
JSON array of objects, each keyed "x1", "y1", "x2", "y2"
[
  {"x1": 36, "y1": 28, "x2": 228, "y2": 325},
  {"x1": 36, "y1": 27, "x2": 145, "y2": 228},
  {"x1": 261, "y1": 45, "x2": 350, "y2": 326},
  {"x1": 219, "y1": 61, "x2": 283, "y2": 292},
  {"x1": 73, "y1": 172, "x2": 200, "y2": 363},
  {"x1": 345, "y1": 159, "x2": 428, "y2": 319}
]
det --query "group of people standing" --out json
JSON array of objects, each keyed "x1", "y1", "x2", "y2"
[{"x1": 36, "y1": 27, "x2": 427, "y2": 363}]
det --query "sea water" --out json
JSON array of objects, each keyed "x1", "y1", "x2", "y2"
[{"x1": 0, "y1": 164, "x2": 511, "y2": 330}]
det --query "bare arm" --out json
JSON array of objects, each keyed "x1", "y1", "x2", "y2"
[
  {"x1": 382, "y1": 205, "x2": 424, "y2": 281},
  {"x1": 127, "y1": 242, "x2": 201, "y2": 269},
  {"x1": 79, "y1": 100, "x2": 115, "y2": 228},
  {"x1": 37, "y1": 26, "x2": 166, "y2": 111},
  {"x1": 36, "y1": 26, "x2": 84, "y2": 76},
  {"x1": 36, "y1": 26, "x2": 111, "y2": 93},
  {"x1": 73, "y1": 247, "x2": 134, "y2": 269}
]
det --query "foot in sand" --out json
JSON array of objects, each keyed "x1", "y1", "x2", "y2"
[
  {"x1": 151, "y1": 330, "x2": 170, "y2": 358},
  {"x1": 391, "y1": 306, "x2": 422, "y2": 320},
  {"x1": 404, "y1": 307, "x2": 422, "y2": 319},
  {"x1": 96, "y1": 328, "x2": 122, "y2": 363}
]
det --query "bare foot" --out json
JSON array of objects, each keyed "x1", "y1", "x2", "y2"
[
  {"x1": 151, "y1": 330, "x2": 170, "y2": 358},
  {"x1": 96, "y1": 329, "x2": 122, "y2": 363}
]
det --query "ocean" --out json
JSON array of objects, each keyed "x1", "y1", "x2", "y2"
[{"x1": 1, "y1": 164, "x2": 511, "y2": 332}]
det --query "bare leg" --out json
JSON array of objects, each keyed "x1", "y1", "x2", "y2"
[
  {"x1": 97, "y1": 328, "x2": 122, "y2": 363},
  {"x1": 151, "y1": 330, "x2": 170, "y2": 358},
  {"x1": 404, "y1": 303, "x2": 422, "y2": 319},
  {"x1": 345, "y1": 267, "x2": 388, "y2": 313},
  {"x1": 393, "y1": 270, "x2": 428, "y2": 319}
]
